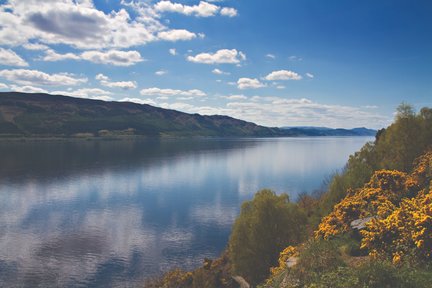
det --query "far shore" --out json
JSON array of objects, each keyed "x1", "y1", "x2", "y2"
[{"x1": 0, "y1": 134, "x2": 375, "y2": 142}]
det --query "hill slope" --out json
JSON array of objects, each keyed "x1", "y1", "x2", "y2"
[
  {"x1": 0, "y1": 92, "x2": 283, "y2": 137},
  {"x1": 0, "y1": 92, "x2": 376, "y2": 138}
]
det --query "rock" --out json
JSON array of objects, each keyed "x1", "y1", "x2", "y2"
[
  {"x1": 232, "y1": 275, "x2": 250, "y2": 288},
  {"x1": 286, "y1": 256, "x2": 299, "y2": 268},
  {"x1": 350, "y1": 216, "x2": 374, "y2": 230}
]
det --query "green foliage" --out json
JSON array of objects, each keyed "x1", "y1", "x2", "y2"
[
  {"x1": 228, "y1": 189, "x2": 307, "y2": 285},
  {"x1": 297, "y1": 262, "x2": 432, "y2": 288},
  {"x1": 396, "y1": 102, "x2": 416, "y2": 120},
  {"x1": 302, "y1": 267, "x2": 359, "y2": 288},
  {"x1": 319, "y1": 173, "x2": 349, "y2": 215},
  {"x1": 373, "y1": 104, "x2": 432, "y2": 172},
  {"x1": 354, "y1": 261, "x2": 432, "y2": 288},
  {"x1": 145, "y1": 251, "x2": 236, "y2": 288},
  {"x1": 296, "y1": 239, "x2": 345, "y2": 277},
  {"x1": 275, "y1": 251, "x2": 432, "y2": 288},
  {"x1": 317, "y1": 103, "x2": 432, "y2": 217},
  {"x1": 0, "y1": 92, "x2": 279, "y2": 137},
  {"x1": 340, "y1": 238, "x2": 365, "y2": 257},
  {"x1": 144, "y1": 269, "x2": 193, "y2": 288},
  {"x1": 266, "y1": 104, "x2": 432, "y2": 287},
  {"x1": 271, "y1": 239, "x2": 348, "y2": 287},
  {"x1": 318, "y1": 142, "x2": 378, "y2": 216}
]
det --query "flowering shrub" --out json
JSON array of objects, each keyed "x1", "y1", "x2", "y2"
[
  {"x1": 270, "y1": 245, "x2": 298, "y2": 276},
  {"x1": 361, "y1": 189, "x2": 432, "y2": 264},
  {"x1": 315, "y1": 170, "x2": 410, "y2": 239},
  {"x1": 315, "y1": 151, "x2": 432, "y2": 264}
]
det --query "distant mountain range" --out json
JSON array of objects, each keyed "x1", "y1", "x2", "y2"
[
  {"x1": 281, "y1": 126, "x2": 377, "y2": 136},
  {"x1": 0, "y1": 92, "x2": 376, "y2": 138}
]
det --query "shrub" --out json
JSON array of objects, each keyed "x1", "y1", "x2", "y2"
[{"x1": 228, "y1": 189, "x2": 307, "y2": 285}]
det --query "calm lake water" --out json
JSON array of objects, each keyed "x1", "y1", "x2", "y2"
[{"x1": 0, "y1": 137, "x2": 372, "y2": 287}]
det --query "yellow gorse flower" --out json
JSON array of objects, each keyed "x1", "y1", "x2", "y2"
[{"x1": 315, "y1": 151, "x2": 432, "y2": 264}]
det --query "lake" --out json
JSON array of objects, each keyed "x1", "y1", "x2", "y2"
[{"x1": 0, "y1": 137, "x2": 372, "y2": 287}]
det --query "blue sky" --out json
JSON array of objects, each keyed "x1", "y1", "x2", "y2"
[{"x1": 0, "y1": 0, "x2": 430, "y2": 128}]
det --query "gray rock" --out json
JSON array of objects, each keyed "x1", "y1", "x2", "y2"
[
  {"x1": 232, "y1": 275, "x2": 250, "y2": 288},
  {"x1": 286, "y1": 256, "x2": 299, "y2": 268},
  {"x1": 350, "y1": 216, "x2": 374, "y2": 230}
]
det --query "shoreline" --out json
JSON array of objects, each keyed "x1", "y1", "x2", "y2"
[{"x1": 0, "y1": 134, "x2": 375, "y2": 142}]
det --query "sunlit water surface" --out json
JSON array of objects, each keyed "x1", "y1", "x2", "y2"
[{"x1": 0, "y1": 137, "x2": 372, "y2": 287}]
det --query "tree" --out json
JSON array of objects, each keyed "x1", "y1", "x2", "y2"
[
  {"x1": 395, "y1": 102, "x2": 415, "y2": 120},
  {"x1": 228, "y1": 189, "x2": 307, "y2": 285}
]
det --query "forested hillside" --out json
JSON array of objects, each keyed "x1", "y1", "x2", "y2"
[
  {"x1": 0, "y1": 92, "x2": 280, "y2": 137},
  {"x1": 0, "y1": 92, "x2": 375, "y2": 138}
]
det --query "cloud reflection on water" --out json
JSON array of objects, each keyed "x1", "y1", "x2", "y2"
[{"x1": 0, "y1": 137, "x2": 372, "y2": 286}]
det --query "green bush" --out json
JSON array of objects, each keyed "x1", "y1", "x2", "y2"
[
  {"x1": 355, "y1": 261, "x2": 432, "y2": 288},
  {"x1": 317, "y1": 104, "x2": 432, "y2": 217},
  {"x1": 229, "y1": 189, "x2": 307, "y2": 285},
  {"x1": 304, "y1": 267, "x2": 359, "y2": 288},
  {"x1": 280, "y1": 257, "x2": 432, "y2": 288},
  {"x1": 291, "y1": 239, "x2": 345, "y2": 286}
]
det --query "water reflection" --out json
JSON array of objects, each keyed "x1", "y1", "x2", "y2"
[{"x1": 0, "y1": 137, "x2": 372, "y2": 287}]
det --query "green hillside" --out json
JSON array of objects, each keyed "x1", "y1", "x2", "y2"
[
  {"x1": 0, "y1": 92, "x2": 376, "y2": 138},
  {"x1": 0, "y1": 92, "x2": 281, "y2": 138}
]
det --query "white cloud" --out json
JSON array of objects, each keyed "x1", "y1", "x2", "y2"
[
  {"x1": 237, "y1": 78, "x2": 266, "y2": 89},
  {"x1": 0, "y1": 83, "x2": 8, "y2": 89},
  {"x1": 276, "y1": 85, "x2": 285, "y2": 89},
  {"x1": 169, "y1": 48, "x2": 177, "y2": 55},
  {"x1": 0, "y1": 1, "x2": 199, "y2": 49},
  {"x1": 306, "y1": 73, "x2": 314, "y2": 79},
  {"x1": 95, "y1": 74, "x2": 109, "y2": 82},
  {"x1": 225, "y1": 97, "x2": 389, "y2": 128},
  {"x1": 0, "y1": 69, "x2": 87, "y2": 86},
  {"x1": 187, "y1": 49, "x2": 246, "y2": 64},
  {"x1": 222, "y1": 94, "x2": 247, "y2": 100},
  {"x1": 42, "y1": 49, "x2": 81, "y2": 61},
  {"x1": 10, "y1": 85, "x2": 48, "y2": 94},
  {"x1": 212, "y1": 68, "x2": 230, "y2": 75},
  {"x1": 43, "y1": 49, "x2": 144, "y2": 66},
  {"x1": 265, "y1": 70, "x2": 302, "y2": 81},
  {"x1": 159, "y1": 102, "x2": 196, "y2": 111},
  {"x1": 154, "y1": 1, "x2": 220, "y2": 17},
  {"x1": 22, "y1": 43, "x2": 49, "y2": 50},
  {"x1": 119, "y1": 97, "x2": 157, "y2": 106},
  {"x1": 95, "y1": 73, "x2": 136, "y2": 89},
  {"x1": 51, "y1": 88, "x2": 113, "y2": 101},
  {"x1": 266, "y1": 53, "x2": 276, "y2": 59},
  {"x1": 0, "y1": 48, "x2": 29, "y2": 67},
  {"x1": 140, "y1": 87, "x2": 206, "y2": 97},
  {"x1": 157, "y1": 29, "x2": 197, "y2": 41},
  {"x1": 157, "y1": 96, "x2": 389, "y2": 128},
  {"x1": 0, "y1": 2, "x2": 149, "y2": 48},
  {"x1": 220, "y1": 7, "x2": 237, "y2": 17},
  {"x1": 155, "y1": 70, "x2": 167, "y2": 76}
]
